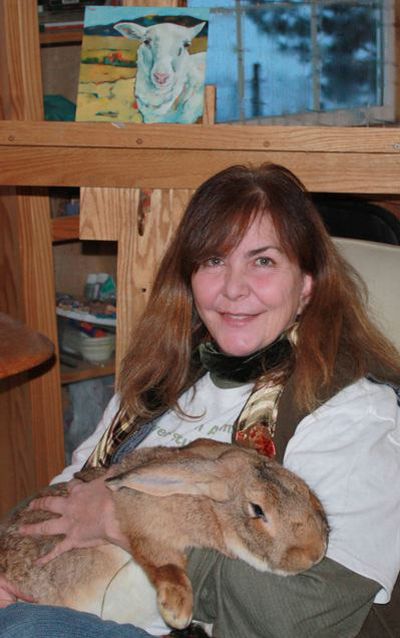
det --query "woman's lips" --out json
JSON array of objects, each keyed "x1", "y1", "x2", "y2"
[{"x1": 219, "y1": 312, "x2": 258, "y2": 326}]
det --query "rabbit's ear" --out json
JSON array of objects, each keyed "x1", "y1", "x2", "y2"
[{"x1": 106, "y1": 458, "x2": 231, "y2": 501}]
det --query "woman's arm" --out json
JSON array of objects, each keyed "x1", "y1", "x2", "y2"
[{"x1": 188, "y1": 551, "x2": 379, "y2": 638}]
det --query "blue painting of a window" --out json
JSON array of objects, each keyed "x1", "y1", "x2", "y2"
[{"x1": 188, "y1": 0, "x2": 395, "y2": 125}]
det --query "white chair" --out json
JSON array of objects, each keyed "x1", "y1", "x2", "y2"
[
  {"x1": 333, "y1": 237, "x2": 400, "y2": 353},
  {"x1": 331, "y1": 238, "x2": 400, "y2": 634}
]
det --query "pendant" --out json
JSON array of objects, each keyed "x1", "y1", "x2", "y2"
[{"x1": 234, "y1": 423, "x2": 276, "y2": 458}]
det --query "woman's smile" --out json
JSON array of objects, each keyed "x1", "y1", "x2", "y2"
[{"x1": 218, "y1": 312, "x2": 262, "y2": 329}]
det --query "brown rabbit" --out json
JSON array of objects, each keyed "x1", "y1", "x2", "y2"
[{"x1": 0, "y1": 439, "x2": 328, "y2": 632}]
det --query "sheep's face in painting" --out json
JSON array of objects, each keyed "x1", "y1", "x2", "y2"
[{"x1": 114, "y1": 21, "x2": 205, "y2": 93}]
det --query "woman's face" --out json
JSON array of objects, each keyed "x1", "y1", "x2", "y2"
[{"x1": 191, "y1": 214, "x2": 313, "y2": 356}]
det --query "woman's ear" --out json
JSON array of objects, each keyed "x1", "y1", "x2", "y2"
[{"x1": 298, "y1": 274, "x2": 314, "y2": 314}]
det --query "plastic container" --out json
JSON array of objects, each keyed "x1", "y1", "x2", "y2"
[
  {"x1": 59, "y1": 319, "x2": 115, "y2": 364},
  {"x1": 79, "y1": 332, "x2": 115, "y2": 364},
  {"x1": 84, "y1": 273, "x2": 98, "y2": 301}
]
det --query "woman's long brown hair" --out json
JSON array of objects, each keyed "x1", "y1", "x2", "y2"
[{"x1": 118, "y1": 163, "x2": 400, "y2": 418}]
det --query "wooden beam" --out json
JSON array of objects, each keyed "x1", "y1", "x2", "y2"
[
  {"x1": 1, "y1": 120, "x2": 399, "y2": 193},
  {"x1": 1, "y1": 146, "x2": 400, "y2": 194},
  {"x1": 1, "y1": 120, "x2": 400, "y2": 152}
]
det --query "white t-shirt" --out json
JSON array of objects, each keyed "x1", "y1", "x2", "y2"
[
  {"x1": 136, "y1": 373, "x2": 253, "y2": 449},
  {"x1": 52, "y1": 374, "x2": 252, "y2": 483},
  {"x1": 53, "y1": 375, "x2": 400, "y2": 606}
]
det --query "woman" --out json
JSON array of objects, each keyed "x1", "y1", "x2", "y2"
[{"x1": 1, "y1": 163, "x2": 399, "y2": 638}]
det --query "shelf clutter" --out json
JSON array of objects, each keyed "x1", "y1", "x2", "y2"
[
  {"x1": 56, "y1": 267, "x2": 117, "y2": 459},
  {"x1": 39, "y1": 7, "x2": 84, "y2": 44},
  {"x1": 56, "y1": 272, "x2": 116, "y2": 383},
  {"x1": 38, "y1": 1, "x2": 109, "y2": 44}
]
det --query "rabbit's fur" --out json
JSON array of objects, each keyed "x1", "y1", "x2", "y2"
[{"x1": 0, "y1": 439, "x2": 328, "y2": 631}]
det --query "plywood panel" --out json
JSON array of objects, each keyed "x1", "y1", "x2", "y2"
[{"x1": 80, "y1": 187, "x2": 138, "y2": 240}]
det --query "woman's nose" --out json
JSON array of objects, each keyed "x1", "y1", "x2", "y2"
[{"x1": 222, "y1": 267, "x2": 249, "y2": 300}]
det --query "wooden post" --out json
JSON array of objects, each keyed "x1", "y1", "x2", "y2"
[
  {"x1": 395, "y1": 2, "x2": 400, "y2": 122},
  {"x1": 0, "y1": 0, "x2": 64, "y2": 514}
]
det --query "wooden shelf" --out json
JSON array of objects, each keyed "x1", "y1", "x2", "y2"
[
  {"x1": 40, "y1": 29, "x2": 82, "y2": 45},
  {"x1": 2, "y1": 121, "x2": 400, "y2": 194},
  {"x1": 61, "y1": 356, "x2": 115, "y2": 385},
  {"x1": 56, "y1": 306, "x2": 116, "y2": 327},
  {"x1": 39, "y1": 8, "x2": 83, "y2": 45},
  {"x1": 52, "y1": 215, "x2": 80, "y2": 241}
]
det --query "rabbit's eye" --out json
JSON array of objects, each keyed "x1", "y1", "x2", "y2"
[{"x1": 249, "y1": 503, "x2": 267, "y2": 521}]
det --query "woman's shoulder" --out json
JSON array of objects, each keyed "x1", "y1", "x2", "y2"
[
  {"x1": 286, "y1": 376, "x2": 400, "y2": 459},
  {"x1": 313, "y1": 376, "x2": 398, "y2": 421}
]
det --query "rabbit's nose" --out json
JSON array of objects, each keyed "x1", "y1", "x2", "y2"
[
  {"x1": 307, "y1": 539, "x2": 327, "y2": 565},
  {"x1": 283, "y1": 538, "x2": 326, "y2": 574}
]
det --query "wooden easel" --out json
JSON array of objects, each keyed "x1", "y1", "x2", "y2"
[{"x1": 0, "y1": 0, "x2": 399, "y2": 514}]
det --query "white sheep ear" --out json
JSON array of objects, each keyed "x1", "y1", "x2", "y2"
[
  {"x1": 106, "y1": 458, "x2": 231, "y2": 502},
  {"x1": 188, "y1": 22, "x2": 206, "y2": 41},
  {"x1": 114, "y1": 21, "x2": 147, "y2": 41}
]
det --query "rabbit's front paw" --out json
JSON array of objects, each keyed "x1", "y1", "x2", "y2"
[{"x1": 156, "y1": 567, "x2": 193, "y2": 629}]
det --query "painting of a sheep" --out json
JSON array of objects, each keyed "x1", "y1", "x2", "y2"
[
  {"x1": 75, "y1": 7, "x2": 209, "y2": 124},
  {"x1": 114, "y1": 21, "x2": 207, "y2": 124}
]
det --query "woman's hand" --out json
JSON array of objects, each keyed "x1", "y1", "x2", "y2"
[
  {"x1": 19, "y1": 476, "x2": 130, "y2": 565},
  {"x1": 0, "y1": 574, "x2": 35, "y2": 608}
]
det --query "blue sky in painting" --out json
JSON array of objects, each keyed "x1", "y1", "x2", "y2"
[{"x1": 82, "y1": 6, "x2": 210, "y2": 28}]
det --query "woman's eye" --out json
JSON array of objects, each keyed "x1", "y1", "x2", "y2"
[
  {"x1": 204, "y1": 257, "x2": 223, "y2": 267},
  {"x1": 255, "y1": 256, "x2": 272, "y2": 267}
]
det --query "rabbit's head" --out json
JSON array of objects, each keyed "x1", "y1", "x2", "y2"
[
  {"x1": 107, "y1": 439, "x2": 328, "y2": 576},
  {"x1": 214, "y1": 445, "x2": 329, "y2": 575}
]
